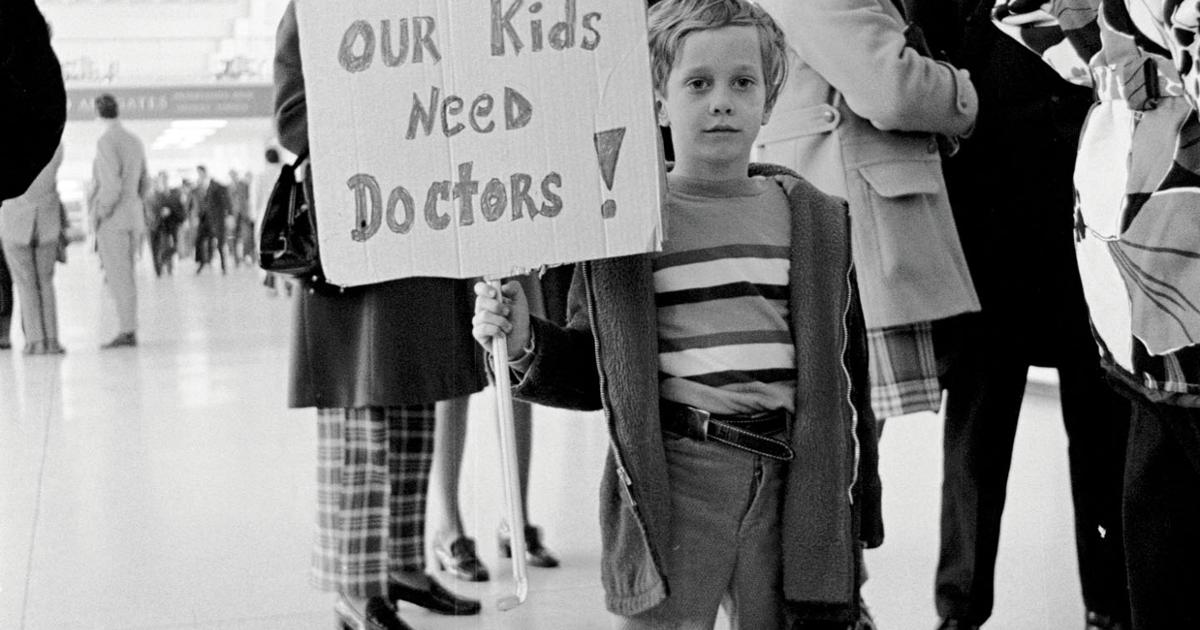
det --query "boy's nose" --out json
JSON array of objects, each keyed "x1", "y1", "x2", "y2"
[
  {"x1": 709, "y1": 99, "x2": 733, "y2": 115},
  {"x1": 708, "y1": 87, "x2": 734, "y2": 115}
]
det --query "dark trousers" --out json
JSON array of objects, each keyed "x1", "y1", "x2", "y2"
[
  {"x1": 149, "y1": 226, "x2": 176, "y2": 276},
  {"x1": 1124, "y1": 398, "x2": 1200, "y2": 629},
  {"x1": 0, "y1": 244, "x2": 12, "y2": 321},
  {"x1": 936, "y1": 346, "x2": 1130, "y2": 624},
  {"x1": 195, "y1": 221, "x2": 226, "y2": 272}
]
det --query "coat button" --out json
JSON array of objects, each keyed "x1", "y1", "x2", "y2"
[{"x1": 823, "y1": 109, "x2": 836, "y2": 123}]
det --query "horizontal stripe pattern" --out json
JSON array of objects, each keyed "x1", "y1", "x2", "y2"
[{"x1": 654, "y1": 173, "x2": 794, "y2": 414}]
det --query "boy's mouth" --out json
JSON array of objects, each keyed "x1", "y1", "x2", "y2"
[{"x1": 705, "y1": 125, "x2": 739, "y2": 133}]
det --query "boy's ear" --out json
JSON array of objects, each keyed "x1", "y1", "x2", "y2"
[{"x1": 654, "y1": 92, "x2": 670, "y2": 127}]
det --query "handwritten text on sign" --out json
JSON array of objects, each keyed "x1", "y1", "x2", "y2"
[{"x1": 296, "y1": 0, "x2": 662, "y2": 285}]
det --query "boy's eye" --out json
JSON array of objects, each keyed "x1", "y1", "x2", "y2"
[
  {"x1": 685, "y1": 78, "x2": 710, "y2": 90},
  {"x1": 734, "y1": 77, "x2": 757, "y2": 89}
]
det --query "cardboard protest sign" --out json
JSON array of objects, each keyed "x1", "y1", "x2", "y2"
[{"x1": 295, "y1": 0, "x2": 664, "y2": 286}]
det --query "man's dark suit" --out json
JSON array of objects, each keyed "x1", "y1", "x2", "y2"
[
  {"x1": 194, "y1": 181, "x2": 231, "y2": 273},
  {"x1": 910, "y1": 1, "x2": 1131, "y2": 626}
]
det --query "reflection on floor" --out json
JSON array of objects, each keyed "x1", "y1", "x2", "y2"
[{"x1": 2, "y1": 244, "x2": 1088, "y2": 629}]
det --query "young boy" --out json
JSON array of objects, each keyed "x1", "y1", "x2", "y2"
[{"x1": 473, "y1": 0, "x2": 881, "y2": 627}]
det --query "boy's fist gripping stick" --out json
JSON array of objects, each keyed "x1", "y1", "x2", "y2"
[{"x1": 478, "y1": 279, "x2": 529, "y2": 611}]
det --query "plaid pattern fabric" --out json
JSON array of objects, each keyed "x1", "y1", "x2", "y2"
[
  {"x1": 868, "y1": 321, "x2": 942, "y2": 419},
  {"x1": 311, "y1": 404, "x2": 436, "y2": 596}
]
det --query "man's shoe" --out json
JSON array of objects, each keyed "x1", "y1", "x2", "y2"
[
  {"x1": 101, "y1": 332, "x2": 137, "y2": 349},
  {"x1": 937, "y1": 619, "x2": 980, "y2": 630},
  {"x1": 389, "y1": 574, "x2": 480, "y2": 616},
  {"x1": 433, "y1": 536, "x2": 489, "y2": 582},
  {"x1": 499, "y1": 524, "x2": 560, "y2": 568},
  {"x1": 334, "y1": 595, "x2": 413, "y2": 630},
  {"x1": 1086, "y1": 611, "x2": 1128, "y2": 630}
]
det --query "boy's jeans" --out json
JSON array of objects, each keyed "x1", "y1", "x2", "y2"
[{"x1": 614, "y1": 430, "x2": 788, "y2": 630}]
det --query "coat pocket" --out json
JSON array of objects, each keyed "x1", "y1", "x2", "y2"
[{"x1": 847, "y1": 158, "x2": 960, "y2": 322}]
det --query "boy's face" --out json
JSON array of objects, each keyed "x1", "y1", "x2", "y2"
[{"x1": 656, "y1": 25, "x2": 768, "y2": 180}]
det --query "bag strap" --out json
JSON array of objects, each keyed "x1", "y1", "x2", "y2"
[{"x1": 293, "y1": 151, "x2": 310, "y2": 182}]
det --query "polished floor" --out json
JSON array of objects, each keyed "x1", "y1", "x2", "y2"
[{"x1": 2, "y1": 244, "x2": 1091, "y2": 629}]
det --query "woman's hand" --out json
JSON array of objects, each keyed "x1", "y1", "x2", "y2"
[{"x1": 472, "y1": 280, "x2": 530, "y2": 360}]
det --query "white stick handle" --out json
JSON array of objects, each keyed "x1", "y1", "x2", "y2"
[{"x1": 489, "y1": 279, "x2": 528, "y2": 611}]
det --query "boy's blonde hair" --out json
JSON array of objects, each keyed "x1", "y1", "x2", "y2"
[{"x1": 648, "y1": 0, "x2": 790, "y2": 113}]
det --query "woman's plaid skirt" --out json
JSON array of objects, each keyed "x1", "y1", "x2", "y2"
[{"x1": 311, "y1": 404, "x2": 436, "y2": 596}]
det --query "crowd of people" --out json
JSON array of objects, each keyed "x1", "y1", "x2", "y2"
[
  {"x1": 3, "y1": 0, "x2": 1198, "y2": 629},
  {"x1": 144, "y1": 163, "x2": 260, "y2": 279}
]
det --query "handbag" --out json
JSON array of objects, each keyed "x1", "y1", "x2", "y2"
[{"x1": 258, "y1": 153, "x2": 322, "y2": 279}]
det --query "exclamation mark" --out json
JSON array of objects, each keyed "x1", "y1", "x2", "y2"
[{"x1": 594, "y1": 127, "x2": 626, "y2": 219}]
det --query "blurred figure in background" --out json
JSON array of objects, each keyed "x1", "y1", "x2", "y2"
[
  {"x1": 0, "y1": 143, "x2": 66, "y2": 355},
  {"x1": 229, "y1": 169, "x2": 254, "y2": 266},
  {"x1": 148, "y1": 171, "x2": 184, "y2": 277},
  {"x1": 177, "y1": 178, "x2": 198, "y2": 261},
  {"x1": 89, "y1": 93, "x2": 147, "y2": 350},
  {"x1": 193, "y1": 164, "x2": 230, "y2": 275}
]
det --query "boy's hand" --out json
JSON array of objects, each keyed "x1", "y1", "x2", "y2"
[{"x1": 472, "y1": 280, "x2": 530, "y2": 360}]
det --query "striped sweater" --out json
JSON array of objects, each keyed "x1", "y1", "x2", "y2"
[{"x1": 654, "y1": 173, "x2": 795, "y2": 416}]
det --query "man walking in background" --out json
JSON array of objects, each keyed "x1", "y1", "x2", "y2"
[
  {"x1": 193, "y1": 165, "x2": 230, "y2": 275},
  {"x1": 89, "y1": 93, "x2": 147, "y2": 349}
]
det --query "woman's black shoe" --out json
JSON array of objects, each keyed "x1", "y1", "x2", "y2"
[
  {"x1": 334, "y1": 595, "x2": 414, "y2": 630},
  {"x1": 499, "y1": 524, "x2": 560, "y2": 568},
  {"x1": 389, "y1": 574, "x2": 481, "y2": 616},
  {"x1": 433, "y1": 536, "x2": 490, "y2": 582}
]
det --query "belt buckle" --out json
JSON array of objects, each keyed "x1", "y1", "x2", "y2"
[{"x1": 685, "y1": 407, "x2": 710, "y2": 441}]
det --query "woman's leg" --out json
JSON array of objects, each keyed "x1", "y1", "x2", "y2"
[
  {"x1": 311, "y1": 407, "x2": 391, "y2": 598},
  {"x1": 0, "y1": 245, "x2": 13, "y2": 347},
  {"x1": 32, "y1": 243, "x2": 59, "y2": 347},
  {"x1": 385, "y1": 403, "x2": 437, "y2": 582},
  {"x1": 2, "y1": 241, "x2": 47, "y2": 349},
  {"x1": 430, "y1": 395, "x2": 471, "y2": 542}
]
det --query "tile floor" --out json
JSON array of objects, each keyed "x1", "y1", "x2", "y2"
[{"x1": 2, "y1": 244, "x2": 1093, "y2": 629}]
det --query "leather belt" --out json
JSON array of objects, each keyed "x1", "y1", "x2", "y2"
[{"x1": 659, "y1": 399, "x2": 795, "y2": 461}]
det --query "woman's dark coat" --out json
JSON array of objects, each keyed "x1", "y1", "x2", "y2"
[{"x1": 274, "y1": 1, "x2": 485, "y2": 408}]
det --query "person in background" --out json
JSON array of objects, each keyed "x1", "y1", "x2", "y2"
[
  {"x1": 429, "y1": 273, "x2": 562, "y2": 583},
  {"x1": 275, "y1": 3, "x2": 486, "y2": 628},
  {"x1": 89, "y1": 93, "x2": 147, "y2": 350},
  {"x1": 907, "y1": 2, "x2": 1131, "y2": 629},
  {"x1": 193, "y1": 164, "x2": 230, "y2": 275},
  {"x1": 148, "y1": 171, "x2": 184, "y2": 277},
  {"x1": 228, "y1": 169, "x2": 253, "y2": 266},
  {"x1": 176, "y1": 178, "x2": 198, "y2": 262},
  {"x1": 0, "y1": 142, "x2": 66, "y2": 355}
]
